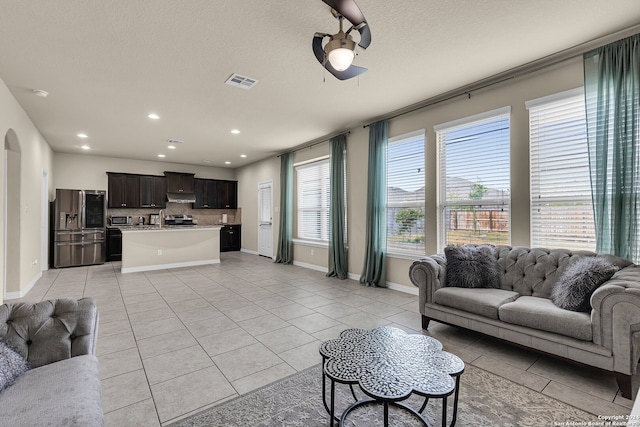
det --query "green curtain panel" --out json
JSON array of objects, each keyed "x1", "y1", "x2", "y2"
[
  {"x1": 275, "y1": 152, "x2": 294, "y2": 264},
  {"x1": 360, "y1": 120, "x2": 388, "y2": 287},
  {"x1": 584, "y1": 33, "x2": 640, "y2": 262},
  {"x1": 327, "y1": 134, "x2": 348, "y2": 279}
]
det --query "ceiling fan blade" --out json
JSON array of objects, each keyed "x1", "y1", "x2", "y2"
[
  {"x1": 312, "y1": 33, "x2": 328, "y2": 64},
  {"x1": 321, "y1": 0, "x2": 371, "y2": 49},
  {"x1": 313, "y1": 1, "x2": 370, "y2": 80},
  {"x1": 356, "y1": 23, "x2": 371, "y2": 49},
  {"x1": 322, "y1": 0, "x2": 365, "y2": 26},
  {"x1": 326, "y1": 63, "x2": 368, "y2": 81}
]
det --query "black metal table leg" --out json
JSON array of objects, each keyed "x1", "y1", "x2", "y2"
[
  {"x1": 384, "y1": 402, "x2": 389, "y2": 427},
  {"x1": 441, "y1": 396, "x2": 447, "y2": 427},
  {"x1": 339, "y1": 400, "x2": 432, "y2": 427},
  {"x1": 330, "y1": 378, "x2": 336, "y2": 426},
  {"x1": 449, "y1": 375, "x2": 461, "y2": 427}
]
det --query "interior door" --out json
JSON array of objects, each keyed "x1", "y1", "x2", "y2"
[{"x1": 258, "y1": 181, "x2": 273, "y2": 258}]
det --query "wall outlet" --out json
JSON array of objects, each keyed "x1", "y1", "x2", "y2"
[
  {"x1": 31, "y1": 258, "x2": 38, "y2": 266},
  {"x1": 157, "y1": 249, "x2": 162, "y2": 255}
]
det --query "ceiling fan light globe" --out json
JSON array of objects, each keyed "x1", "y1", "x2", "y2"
[{"x1": 328, "y1": 48, "x2": 355, "y2": 71}]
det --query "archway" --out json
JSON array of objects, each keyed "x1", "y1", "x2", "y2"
[{"x1": 4, "y1": 129, "x2": 21, "y2": 300}]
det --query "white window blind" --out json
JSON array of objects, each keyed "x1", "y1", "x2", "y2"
[
  {"x1": 296, "y1": 159, "x2": 330, "y2": 241},
  {"x1": 527, "y1": 88, "x2": 595, "y2": 250},
  {"x1": 436, "y1": 107, "x2": 511, "y2": 248},
  {"x1": 386, "y1": 130, "x2": 425, "y2": 255}
]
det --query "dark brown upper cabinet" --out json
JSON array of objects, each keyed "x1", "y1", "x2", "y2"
[
  {"x1": 193, "y1": 179, "x2": 238, "y2": 209},
  {"x1": 214, "y1": 180, "x2": 238, "y2": 209},
  {"x1": 193, "y1": 179, "x2": 216, "y2": 209},
  {"x1": 139, "y1": 175, "x2": 166, "y2": 208},
  {"x1": 107, "y1": 173, "x2": 140, "y2": 208},
  {"x1": 164, "y1": 172, "x2": 195, "y2": 194}
]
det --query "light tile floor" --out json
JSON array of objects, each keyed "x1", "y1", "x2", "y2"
[{"x1": 8, "y1": 252, "x2": 636, "y2": 426}]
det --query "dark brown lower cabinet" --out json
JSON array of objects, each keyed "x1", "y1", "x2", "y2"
[
  {"x1": 220, "y1": 225, "x2": 241, "y2": 252},
  {"x1": 106, "y1": 228, "x2": 122, "y2": 261}
]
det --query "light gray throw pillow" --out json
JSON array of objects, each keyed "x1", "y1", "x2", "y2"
[
  {"x1": 0, "y1": 339, "x2": 29, "y2": 392},
  {"x1": 551, "y1": 256, "x2": 619, "y2": 312},
  {"x1": 444, "y1": 245, "x2": 500, "y2": 289}
]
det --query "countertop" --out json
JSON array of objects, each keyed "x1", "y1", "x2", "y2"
[
  {"x1": 109, "y1": 223, "x2": 241, "y2": 230},
  {"x1": 112, "y1": 225, "x2": 223, "y2": 232}
]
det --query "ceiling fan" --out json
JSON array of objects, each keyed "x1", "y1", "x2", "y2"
[{"x1": 312, "y1": 0, "x2": 371, "y2": 81}]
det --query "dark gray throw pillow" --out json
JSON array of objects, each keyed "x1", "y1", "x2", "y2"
[
  {"x1": 444, "y1": 245, "x2": 500, "y2": 289},
  {"x1": 551, "y1": 256, "x2": 619, "y2": 312},
  {"x1": 0, "y1": 339, "x2": 29, "y2": 392}
]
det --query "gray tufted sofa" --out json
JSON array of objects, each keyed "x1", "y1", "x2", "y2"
[
  {"x1": 0, "y1": 297, "x2": 103, "y2": 426},
  {"x1": 409, "y1": 246, "x2": 640, "y2": 399}
]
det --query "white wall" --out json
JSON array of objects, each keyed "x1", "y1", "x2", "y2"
[
  {"x1": 0, "y1": 78, "x2": 54, "y2": 301},
  {"x1": 236, "y1": 57, "x2": 585, "y2": 291},
  {"x1": 235, "y1": 156, "x2": 280, "y2": 254},
  {"x1": 53, "y1": 153, "x2": 235, "y2": 191},
  {"x1": 0, "y1": 55, "x2": 586, "y2": 301}
]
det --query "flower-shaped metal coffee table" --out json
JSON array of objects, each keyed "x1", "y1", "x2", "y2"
[{"x1": 319, "y1": 326, "x2": 464, "y2": 427}]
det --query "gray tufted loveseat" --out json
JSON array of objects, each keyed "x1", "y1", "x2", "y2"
[
  {"x1": 409, "y1": 246, "x2": 640, "y2": 399},
  {"x1": 0, "y1": 297, "x2": 103, "y2": 426}
]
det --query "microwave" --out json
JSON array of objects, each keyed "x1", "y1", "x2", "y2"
[{"x1": 110, "y1": 215, "x2": 132, "y2": 225}]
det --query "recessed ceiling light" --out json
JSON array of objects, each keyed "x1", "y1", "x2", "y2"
[
  {"x1": 240, "y1": 154, "x2": 247, "y2": 158},
  {"x1": 158, "y1": 154, "x2": 166, "y2": 158},
  {"x1": 77, "y1": 133, "x2": 88, "y2": 138},
  {"x1": 148, "y1": 113, "x2": 160, "y2": 120},
  {"x1": 224, "y1": 161, "x2": 231, "y2": 165},
  {"x1": 203, "y1": 160, "x2": 211, "y2": 163},
  {"x1": 81, "y1": 145, "x2": 90, "y2": 150},
  {"x1": 168, "y1": 145, "x2": 176, "y2": 150},
  {"x1": 32, "y1": 89, "x2": 49, "y2": 98},
  {"x1": 231, "y1": 129, "x2": 240, "y2": 134}
]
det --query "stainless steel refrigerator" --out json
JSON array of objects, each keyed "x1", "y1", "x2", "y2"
[{"x1": 53, "y1": 189, "x2": 106, "y2": 268}]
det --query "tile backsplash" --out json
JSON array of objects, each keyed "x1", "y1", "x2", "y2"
[{"x1": 108, "y1": 204, "x2": 241, "y2": 226}]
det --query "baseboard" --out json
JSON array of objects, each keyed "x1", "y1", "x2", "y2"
[
  {"x1": 249, "y1": 254, "x2": 418, "y2": 295},
  {"x1": 346, "y1": 272, "x2": 416, "y2": 295},
  {"x1": 241, "y1": 248, "x2": 275, "y2": 259},
  {"x1": 293, "y1": 260, "x2": 328, "y2": 273},
  {"x1": 387, "y1": 281, "x2": 418, "y2": 295},
  {"x1": 121, "y1": 259, "x2": 220, "y2": 274},
  {"x1": 5, "y1": 271, "x2": 42, "y2": 300}
]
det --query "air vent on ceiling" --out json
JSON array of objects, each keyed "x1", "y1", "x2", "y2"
[
  {"x1": 167, "y1": 139, "x2": 184, "y2": 145},
  {"x1": 225, "y1": 73, "x2": 259, "y2": 90}
]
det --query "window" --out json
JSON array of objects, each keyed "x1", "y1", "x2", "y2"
[
  {"x1": 296, "y1": 159, "x2": 330, "y2": 242},
  {"x1": 386, "y1": 130, "x2": 425, "y2": 255},
  {"x1": 436, "y1": 107, "x2": 511, "y2": 249},
  {"x1": 527, "y1": 88, "x2": 595, "y2": 250}
]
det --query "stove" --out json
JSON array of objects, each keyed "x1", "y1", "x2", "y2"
[{"x1": 164, "y1": 214, "x2": 195, "y2": 226}]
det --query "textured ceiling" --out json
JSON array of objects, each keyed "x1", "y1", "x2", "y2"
[{"x1": 0, "y1": 1, "x2": 639, "y2": 168}]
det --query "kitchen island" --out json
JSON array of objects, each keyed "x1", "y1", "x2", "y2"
[{"x1": 120, "y1": 226, "x2": 221, "y2": 273}]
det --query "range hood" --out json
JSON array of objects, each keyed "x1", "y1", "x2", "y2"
[
  {"x1": 164, "y1": 172, "x2": 196, "y2": 203},
  {"x1": 166, "y1": 192, "x2": 196, "y2": 203}
]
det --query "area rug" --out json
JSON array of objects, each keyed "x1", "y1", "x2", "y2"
[{"x1": 169, "y1": 364, "x2": 599, "y2": 426}]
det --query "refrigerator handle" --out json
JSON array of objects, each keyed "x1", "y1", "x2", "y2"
[{"x1": 80, "y1": 190, "x2": 86, "y2": 229}]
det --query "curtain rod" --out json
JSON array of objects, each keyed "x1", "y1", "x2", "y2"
[
  {"x1": 362, "y1": 24, "x2": 640, "y2": 128},
  {"x1": 276, "y1": 131, "x2": 350, "y2": 157}
]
